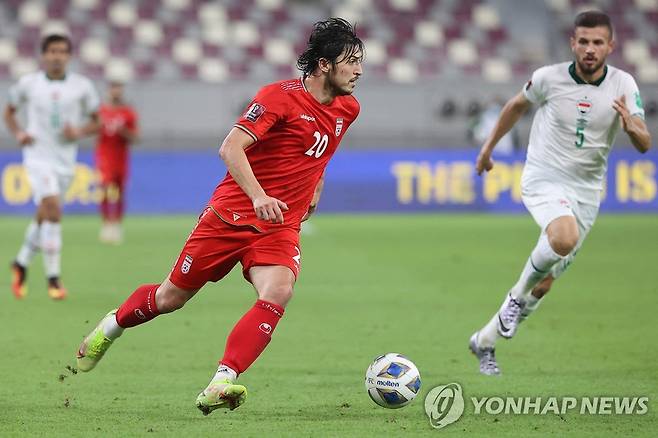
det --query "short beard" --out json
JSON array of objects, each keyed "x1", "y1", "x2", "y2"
[
  {"x1": 327, "y1": 73, "x2": 352, "y2": 96},
  {"x1": 577, "y1": 58, "x2": 605, "y2": 76}
]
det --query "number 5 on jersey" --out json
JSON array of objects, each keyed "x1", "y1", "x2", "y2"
[
  {"x1": 575, "y1": 126, "x2": 585, "y2": 148},
  {"x1": 305, "y1": 131, "x2": 328, "y2": 158}
]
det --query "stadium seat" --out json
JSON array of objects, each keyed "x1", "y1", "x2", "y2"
[
  {"x1": 105, "y1": 57, "x2": 134, "y2": 82},
  {"x1": 331, "y1": 5, "x2": 362, "y2": 25},
  {"x1": 108, "y1": 2, "x2": 137, "y2": 27},
  {"x1": 232, "y1": 21, "x2": 260, "y2": 47},
  {"x1": 201, "y1": 24, "x2": 229, "y2": 47},
  {"x1": 198, "y1": 58, "x2": 229, "y2": 83},
  {"x1": 637, "y1": 60, "x2": 658, "y2": 83},
  {"x1": 80, "y1": 37, "x2": 110, "y2": 65},
  {"x1": 0, "y1": 39, "x2": 17, "y2": 64},
  {"x1": 172, "y1": 38, "x2": 203, "y2": 65},
  {"x1": 162, "y1": 0, "x2": 191, "y2": 12},
  {"x1": 72, "y1": 0, "x2": 100, "y2": 9},
  {"x1": 623, "y1": 40, "x2": 651, "y2": 66},
  {"x1": 255, "y1": 0, "x2": 285, "y2": 10},
  {"x1": 387, "y1": 58, "x2": 418, "y2": 83},
  {"x1": 19, "y1": 1, "x2": 47, "y2": 27},
  {"x1": 389, "y1": 0, "x2": 419, "y2": 12},
  {"x1": 199, "y1": 2, "x2": 227, "y2": 24},
  {"x1": 483, "y1": 58, "x2": 512, "y2": 83},
  {"x1": 448, "y1": 39, "x2": 477, "y2": 65},
  {"x1": 414, "y1": 21, "x2": 444, "y2": 47},
  {"x1": 10, "y1": 57, "x2": 38, "y2": 79},
  {"x1": 362, "y1": 39, "x2": 387, "y2": 65},
  {"x1": 473, "y1": 4, "x2": 501, "y2": 30},
  {"x1": 545, "y1": 0, "x2": 571, "y2": 12},
  {"x1": 134, "y1": 20, "x2": 164, "y2": 47},
  {"x1": 634, "y1": 0, "x2": 658, "y2": 11},
  {"x1": 41, "y1": 20, "x2": 71, "y2": 37},
  {"x1": 263, "y1": 38, "x2": 295, "y2": 65}
]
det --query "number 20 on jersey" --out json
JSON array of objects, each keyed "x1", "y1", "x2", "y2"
[{"x1": 305, "y1": 131, "x2": 328, "y2": 158}]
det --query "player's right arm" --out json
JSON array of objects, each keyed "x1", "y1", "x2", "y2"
[
  {"x1": 5, "y1": 76, "x2": 34, "y2": 146},
  {"x1": 3, "y1": 105, "x2": 33, "y2": 146},
  {"x1": 219, "y1": 127, "x2": 289, "y2": 224},
  {"x1": 475, "y1": 92, "x2": 531, "y2": 175}
]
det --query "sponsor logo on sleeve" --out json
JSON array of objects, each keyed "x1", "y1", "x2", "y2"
[
  {"x1": 244, "y1": 103, "x2": 266, "y2": 123},
  {"x1": 634, "y1": 92, "x2": 644, "y2": 109}
]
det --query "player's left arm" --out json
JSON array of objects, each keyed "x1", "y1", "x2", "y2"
[
  {"x1": 63, "y1": 112, "x2": 100, "y2": 141},
  {"x1": 118, "y1": 109, "x2": 140, "y2": 143},
  {"x1": 302, "y1": 172, "x2": 325, "y2": 222},
  {"x1": 63, "y1": 80, "x2": 101, "y2": 141},
  {"x1": 613, "y1": 95, "x2": 651, "y2": 153}
]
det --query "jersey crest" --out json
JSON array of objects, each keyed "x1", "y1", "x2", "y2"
[
  {"x1": 576, "y1": 98, "x2": 592, "y2": 116},
  {"x1": 335, "y1": 117, "x2": 344, "y2": 136}
]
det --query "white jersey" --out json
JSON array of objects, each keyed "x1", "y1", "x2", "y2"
[
  {"x1": 522, "y1": 62, "x2": 645, "y2": 205},
  {"x1": 8, "y1": 70, "x2": 100, "y2": 174}
]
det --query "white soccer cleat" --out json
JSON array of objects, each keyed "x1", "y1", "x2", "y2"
[
  {"x1": 497, "y1": 293, "x2": 525, "y2": 339},
  {"x1": 469, "y1": 332, "x2": 501, "y2": 376}
]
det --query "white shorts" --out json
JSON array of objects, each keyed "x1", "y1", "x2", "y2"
[
  {"x1": 522, "y1": 180, "x2": 600, "y2": 279},
  {"x1": 25, "y1": 163, "x2": 74, "y2": 205}
]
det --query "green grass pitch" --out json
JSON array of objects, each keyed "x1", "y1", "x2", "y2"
[{"x1": 0, "y1": 213, "x2": 656, "y2": 437}]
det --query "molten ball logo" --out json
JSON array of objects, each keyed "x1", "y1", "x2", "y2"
[{"x1": 424, "y1": 383, "x2": 464, "y2": 429}]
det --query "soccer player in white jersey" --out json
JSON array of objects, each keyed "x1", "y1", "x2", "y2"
[
  {"x1": 469, "y1": 11, "x2": 651, "y2": 375},
  {"x1": 4, "y1": 34, "x2": 100, "y2": 300}
]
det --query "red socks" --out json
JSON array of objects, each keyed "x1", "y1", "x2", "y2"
[
  {"x1": 100, "y1": 183, "x2": 125, "y2": 221},
  {"x1": 220, "y1": 299, "x2": 285, "y2": 375},
  {"x1": 114, "y1": 290, "x2": 283, "y2": 376},
  {"x1": 116, "y1": 284, "x2": 161, "y2": 328}
]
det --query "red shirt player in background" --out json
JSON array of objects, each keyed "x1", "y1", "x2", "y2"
[
  {"x1": 76, "y1": 18, "x2": 363, "y2": 414},
  {"x1": 95, "y1": 81, "x2": 139, "y2": 244}
]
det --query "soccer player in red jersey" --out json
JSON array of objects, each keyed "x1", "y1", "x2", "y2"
[
  {"x1": 95, "y1": 81, "x2": 139, "y2": 244},
  {"x1": 76, "y1": 18, "x2": 363, "y2": 414}
]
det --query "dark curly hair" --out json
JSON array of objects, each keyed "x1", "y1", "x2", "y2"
[{"x1": 297, "y1": 18, "x2": 364, "y2": 77}]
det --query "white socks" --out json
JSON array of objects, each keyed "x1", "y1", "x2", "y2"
[
  {"x1": 212, "y1": 365, "x2": 238, "y2": 383},
  {"x1": 520, "y1": 293, "x2": 542, "y2": 322},
  {"x1": 102, "y1": 314, "x2": 124, "y2": 340},
  {"x1": 16, "y1": 220, "x2": 40, "y2": 267},
  {"x1": 509, "y1": 233, "x2": 563, "y2": 301},
  {"x1": 478, "y1": 233, "x2": 563, "y2": 349},
  {"x1": 40, "y1": 221, "x2": 62, "y2": 278},
  {"x1": 478, "y1": 314, "x2": 500, "y2": 348}
]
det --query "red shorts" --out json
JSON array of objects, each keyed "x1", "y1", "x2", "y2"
[
  {"x1": 169, "y1": 207, "x2": 301, "y2": 290},
  {"x1": 97, "y1": 156, "x2": 128, "y2": 186}
]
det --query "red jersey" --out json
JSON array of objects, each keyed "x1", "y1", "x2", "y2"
[
  {"x1": 210, "y1": 78, "x2": 360, "y2": 232},
  {"x1": 96, "y1": 104, "x2": 138, "y2": 166}
]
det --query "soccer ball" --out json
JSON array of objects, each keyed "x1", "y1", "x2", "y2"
[{"x1": 365, "y1": 353, "x2": 421, "y2": 409}]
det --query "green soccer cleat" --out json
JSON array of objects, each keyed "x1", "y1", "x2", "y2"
[
  {"x1": 196, "y1": 379, "x2": 247, "y2": 415},
  {"x1": 76, "y1": 309, "x2": 118, "y2": 372}
]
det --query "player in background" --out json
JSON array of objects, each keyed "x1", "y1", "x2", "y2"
[
  {"x1": 5, "y1": 34, "x2": 100, "y2": 300},
  {"x1": 75, "y1": 18, "x2": 362, "y2": 414},
  {"x1": 96, "y1": 81, "x2": 139, "y2": 244},
  {"x1": 469, "y1": 11, "x2": 651, "y2": 375}
]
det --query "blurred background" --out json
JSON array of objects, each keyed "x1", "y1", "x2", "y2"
[
  {"x1": 0, "y1": 0, "x2": 656, "y2": 149},
  {"x1": 0, "y1": 0, "x2": 656, "y2": 214}
]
